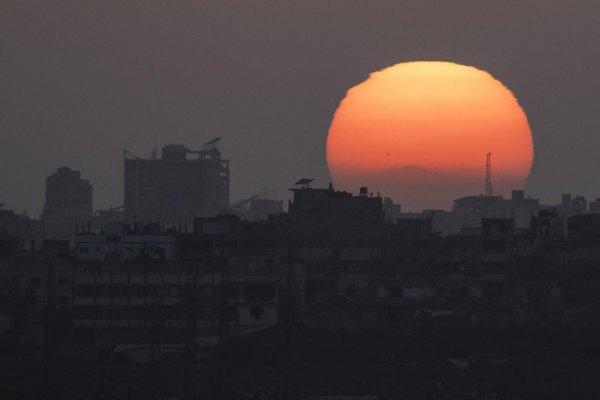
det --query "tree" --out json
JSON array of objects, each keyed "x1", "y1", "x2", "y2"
[{"x1": 138, "y1": 242, "x2": 166, "y2": 265}]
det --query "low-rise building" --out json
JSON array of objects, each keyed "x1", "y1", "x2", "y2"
[{"x1": 75, "y1": 223, "x2": 176, "y2": 261}]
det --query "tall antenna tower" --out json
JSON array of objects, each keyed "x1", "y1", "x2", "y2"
[{"x1": 485, "y1": 152, "x2": 494, "y2": 196}]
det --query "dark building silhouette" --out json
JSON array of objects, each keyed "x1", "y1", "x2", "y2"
[
  {"x1": 531, "y1": 209, "x2": 565, "y2": 237},
  {"x1": 452, "y1": 190, "x2": 543, "y2": 231},
  {"x1": 570, "y1": 195, "x2": 588, "y2": 215},
  {"x1": 555, "y1": 193, "x2": 590, "y2": 217},
  {"x1": 0, "y1": 206, "x2": 45, "y2": 251},
  {"x1": 123, "y1": 142, "x2": 230, "y2": 226},
  {"x1": 6, "y1": 179, "x2": 600, "y2": 398},
  {"x1": 382, "y1": 197, "x2": 401, "y2": 222},
  {"x1": 229, "y1": 193, "x2": 284, "y2": 221},
  {"x1": 288, "y1": 181, "x2": 385, "y2": 234},
  {"x1": 249, "y1": 197, "x2": 284, "y2": 220},
  {"x1": 590, "y1": 197, "x2": 600, "y2": 213},
  {"x1": 41, "y1": 166, "x2": 92, "y2": 240}
]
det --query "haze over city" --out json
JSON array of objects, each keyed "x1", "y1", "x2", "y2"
[
  {"x1": 2, "y1": 1, "x2": 600, "y2": 215},
  {"x1": 2, "y1": 2, "x2": 600, "y2": 400}
]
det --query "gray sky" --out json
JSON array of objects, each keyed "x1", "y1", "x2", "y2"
[{"x1": 1, "y1": 0, "x2": 600, "y2": 215}]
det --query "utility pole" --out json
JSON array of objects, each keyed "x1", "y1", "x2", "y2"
[
  {"x1": 150, "y1": 279, "x2": 163, "y2": 400},
  {"x1": 283, "y1": 248, "x2": 295, "y2": 400},
  {"x1": 184, "y1": 262, "x2": 197, "y2": 399},
  {"x1": 216, "y1": 246, "x2": 229, "y2": 400},
  {"x1": 144, "y1": 267, "x2": 163, "y2": 400},
  {"x1": 42, "y1": 261, "x2": 56, "y2": 400}
]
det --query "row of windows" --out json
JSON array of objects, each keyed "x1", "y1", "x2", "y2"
[
  {"x1": 1, "y1": 276, "x2": 71, "y2": 286},
  {"x1": 72, "y1": 305, "x2": 236, "y2": 321},
  {"x1": 76, "y1": 283, "x2": 215, "y2": 297},
  {"x1": 79, "y1": 246, "x2": 137, "y2": 253},
  {"x1": 79, "y1": 247, "x2": 100, "y2": 253},
  {"x1": 74, "y1": 283, "x2": 276, "y2": 302}
]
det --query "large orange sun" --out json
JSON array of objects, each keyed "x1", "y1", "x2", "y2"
[{"x1": 326, "y1": 61, "x2": 533, "y2": 211}]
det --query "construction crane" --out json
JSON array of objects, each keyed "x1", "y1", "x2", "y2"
[
  {"x1": 230, "y1": 195, "x2": 259, "y2": 210},
  {"x1": 204, "y1": 137, "x2": 222, "y2": 150},
  {"x1": 486, "y1": 152, "x2": 494, "y2": 197},
  {"x1": 200, "y1": 137, "x2": 223, "y2": 159}
]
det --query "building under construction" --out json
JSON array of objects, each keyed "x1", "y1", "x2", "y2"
[{"x1": 123, "y1": 140, "x2": 229, "y2": 226}]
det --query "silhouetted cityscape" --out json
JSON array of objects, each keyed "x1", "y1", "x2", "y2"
[{"x1": 1, "y1": 142, "x2": 600, "y2": 399}]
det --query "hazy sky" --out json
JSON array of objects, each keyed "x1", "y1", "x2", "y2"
[{"x1": 2, "y1": 0, "x2": 600, "y2": 215}]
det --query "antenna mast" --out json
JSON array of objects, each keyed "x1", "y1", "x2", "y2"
[{"x1": 485, "y1": 152, "x2": 494, "y2": 196}]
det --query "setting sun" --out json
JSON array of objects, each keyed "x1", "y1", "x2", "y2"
[{"x1": 326, "y1": 61, "x2": 533, "y2": 211}]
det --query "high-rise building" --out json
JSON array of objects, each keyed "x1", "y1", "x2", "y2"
[
  {"x1": 41, "y1": 167, "x2": 93, "y2": 240},
  {"x1": 123, "y1": 141, "x2": 229, "y2": 226}
]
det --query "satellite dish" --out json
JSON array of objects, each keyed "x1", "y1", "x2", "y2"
[{"x1": 294, "y1": 178, "x2": 314, "y2": 188}]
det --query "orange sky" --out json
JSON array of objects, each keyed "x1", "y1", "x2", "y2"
[{"x1": 326, "y1": 61, "x2": 533, "y2": 210}]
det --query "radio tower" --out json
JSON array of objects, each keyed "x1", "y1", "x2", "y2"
[{"x1": 485, "y1": 152, "x2": 494, "y2": 196}]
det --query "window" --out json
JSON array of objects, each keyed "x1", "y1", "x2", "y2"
[
  {"x1": 77, "y1": 284, "x2": 99, "y2": 297},
  {"x1": 30, "y1": 277, "x2": 42, "y2": 285},
  {"x1": 243, "y1": 285, "x2": 275, "y2": 302},
  {"x1": 126, "y1": 247, "x2": 134, "y2": 253},
  {"x1": 221, "y1": 285, "x2": 238, "y2": 300},
  {"x1": 73, "y1": 305, "x2": 96, "y2": 318},
  {"x1": 79, "y1": 247, "x2": 89, "y2": 253},
  {"x1": 250, "y1": 306, "x2": 265, "y2": 320}
]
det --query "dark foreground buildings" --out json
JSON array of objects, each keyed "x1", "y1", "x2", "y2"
[
  {"x1": 123, "y1": 141, "x2": 230, "y2": 226},
  {"x1": 4, "y1": 179, "x2": 600, "y2": 399}
]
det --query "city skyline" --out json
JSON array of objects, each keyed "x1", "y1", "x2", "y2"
[
  {"x1": 3, "y1": 2, "x2": 600, "y2": 399},
  {"x1": 3, "y1": 1, "x2": 600, "y2": 214},
  {"x1": 4, "y1": 144, "x2": 600, "y2": 218}
]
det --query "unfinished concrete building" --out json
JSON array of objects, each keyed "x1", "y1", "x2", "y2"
[{"x1": 123, "y1": 140, "x2": 230, "y2": 226}]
